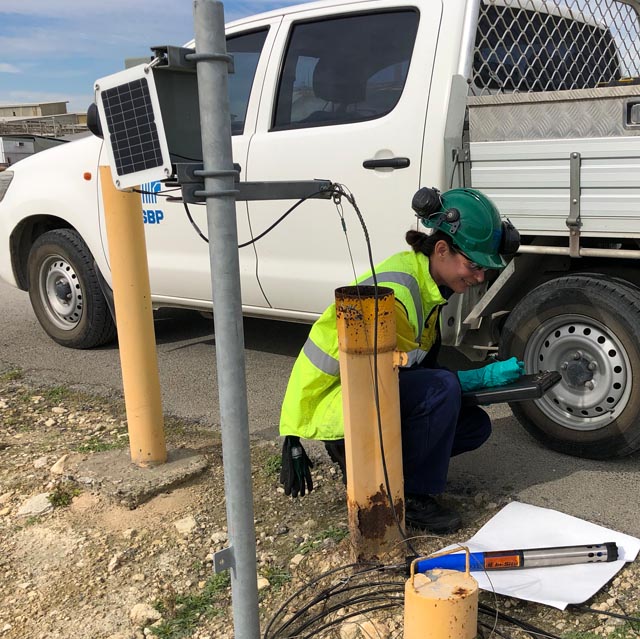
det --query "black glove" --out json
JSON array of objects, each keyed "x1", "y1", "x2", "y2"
[{"x1": 280, "y1": 435, "x2": 313, "y2": 497}]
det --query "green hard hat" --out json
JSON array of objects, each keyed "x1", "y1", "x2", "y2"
[{"x1": 419, "y1": 188, "x2": 507, "y2": 269}]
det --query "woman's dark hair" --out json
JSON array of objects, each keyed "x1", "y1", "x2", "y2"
[{"x1": 405, "y1": 229, "x2": 454, "y2": 256}]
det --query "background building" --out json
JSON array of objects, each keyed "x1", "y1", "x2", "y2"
[{"x1": 0, "y1": 101, "x2": 88, "y2": 137}]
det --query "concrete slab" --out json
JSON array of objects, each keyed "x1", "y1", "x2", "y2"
[{"x1": 66, "y1": 448, "x2": 209, "y2": 508}]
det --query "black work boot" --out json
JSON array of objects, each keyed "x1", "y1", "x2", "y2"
[
  {"x1": 405, "y1": 494, "x2": 461, "y2": 534},
  {"x1": 324, "y1": 439, "x2": 347, "y2": 485}
]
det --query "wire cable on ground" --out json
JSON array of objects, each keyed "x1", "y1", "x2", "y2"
[
  {"x1": 478, "y1": 619, "x2": 514, "y2": 639},
  {"x1": 572, "y1": 604, "x2": 640, "y2": 627},
  {"x1": 479, "y1": 603, "x2": 564, "y2": 639},
  {"x1": 614, "y1": 598, "x2": 640, "y2": 636},
  {"x1": 298, "y1": 602, "x2": 403, "y2": 639},
  {"x1": 264, "y1": 556, "x2": 566, "y2": 639},
  {"x1": 263, "y1": 562, "x2": 378, "y2": 633},
  {"x1": 263, "y1": 562, "x2": 406, "y2": 639}
]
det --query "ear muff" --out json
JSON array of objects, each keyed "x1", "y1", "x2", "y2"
[
  {"x1": 412, "y1": 187, "x2": 462, "y2": 233},
  {"x1": 412, "y1": 187, "x2": 442, "y2": 218},
  {"x1": 500, "y1": 218, "x2": 520, "y2": 255}
]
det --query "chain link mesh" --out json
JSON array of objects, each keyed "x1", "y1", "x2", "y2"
[{"x1": 472, "y1": 0, "x2": 640, "y2": 94}]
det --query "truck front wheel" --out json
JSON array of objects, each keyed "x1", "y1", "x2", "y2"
[
  {"x1": 27, "y1": 229, "x2": 116, "y2": 349},
  {"x1": 499, "y1": 274, "x2": 640, "y2": 458}
]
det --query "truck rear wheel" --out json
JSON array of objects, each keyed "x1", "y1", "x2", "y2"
[
  {"x1": 499, "y1": 274, "x2": 640, "y2": 458},
  {"x1": 27, "y1": 229, "x2": 116, "y2": 349}
]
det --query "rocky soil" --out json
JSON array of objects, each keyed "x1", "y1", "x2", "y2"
[{"x1": 1, "y1": 366, "x2": 639, "y2": 639}]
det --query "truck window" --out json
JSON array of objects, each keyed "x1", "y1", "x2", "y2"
[
  {"x1": 472, "y1": 1, "x2": 640, "y2": 93},
  {"x1": 227, "y1": 29, "x2": 268, "y2": 135},
  {"x1": 272, "y1": 10, "x2": 419, "y2": 130}
]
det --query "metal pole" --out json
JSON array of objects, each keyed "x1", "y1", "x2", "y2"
[
  {"x1": 193, "y1": 2, "x2": 260, "y2": 638},
  {"x1": 517, "y1": 244, "x2": 640, "y2": 259}
]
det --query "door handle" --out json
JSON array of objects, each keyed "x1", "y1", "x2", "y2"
[
  {"x1": 363, "y1": 157, "x2": 411, "y2": 170},
  {"x1": 625, "y1": 99, "x2": 640, "y2": 129}
]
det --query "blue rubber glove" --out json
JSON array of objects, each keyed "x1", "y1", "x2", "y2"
[{"x1": 457, "y1": 357, "x2": 525, "y2": 392}]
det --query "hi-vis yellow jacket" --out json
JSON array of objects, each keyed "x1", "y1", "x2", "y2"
[{"x1": 279, "y1": 250, "x2": 446, "y2": 441}]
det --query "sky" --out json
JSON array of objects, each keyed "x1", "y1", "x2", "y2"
[{"x1": 0, "y1": 0, "x2": 301, "y2": 113}]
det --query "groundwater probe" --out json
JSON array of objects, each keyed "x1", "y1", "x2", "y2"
[{"x1": 411, "y1": 542, "x2": 619, "y2": 573}]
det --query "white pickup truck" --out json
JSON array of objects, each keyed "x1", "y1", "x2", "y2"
[{"x1": 1, "y1": 0, "x2": 640, "y2": 459}]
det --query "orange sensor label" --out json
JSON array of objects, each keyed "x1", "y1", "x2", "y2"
[{"x1": 485, "y1": 554, "x2": 521, "y2": 569}]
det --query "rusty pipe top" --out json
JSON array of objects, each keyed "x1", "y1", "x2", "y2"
[{"x1": 335, "y1": 286, "x2": 396, "y2": 353}]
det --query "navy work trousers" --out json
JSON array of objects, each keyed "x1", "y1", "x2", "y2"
[{"x1": 399, "y1": 367, "x2": 491, "y2": 495}]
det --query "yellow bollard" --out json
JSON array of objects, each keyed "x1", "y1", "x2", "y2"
[
  {"x1": 405, "y1": 552, "x2": 479, "y2": 639},
  {"x1": 99, "y1": 166, "x2": 167, "y2": 466},
  {"x1": 335, "y1": 285, "x2": 405, "y2": 562}
]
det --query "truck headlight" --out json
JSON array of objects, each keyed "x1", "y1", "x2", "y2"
[{"x1": 0, "y1": 171, "x2": 13, "y2": 203}]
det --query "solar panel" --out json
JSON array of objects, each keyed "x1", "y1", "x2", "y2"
[{"x1": 95, "y1": 64, "x2": 171, "y2": 190}]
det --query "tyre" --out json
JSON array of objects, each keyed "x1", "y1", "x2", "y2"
[
  {"x1": 499, "y1": 274, "x2": 640, "y2": 458},
  {"x1": 27, "y1": 229, "x2": 116, "y2": 349}
]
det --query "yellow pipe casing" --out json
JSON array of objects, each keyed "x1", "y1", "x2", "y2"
[
  {"x1": 405, "y1": 553, "x2": 479, "y2": 639},
  {"x1": 335, "y1": 285, "x2": 405, "y2": 562},
  {"x1": 99, "y1": 166, "x2": 167, "y2": 466}
]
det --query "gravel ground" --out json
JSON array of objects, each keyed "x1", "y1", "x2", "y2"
[{"x1": 1, "y1": 365, "x2": 639, "y2": 639}]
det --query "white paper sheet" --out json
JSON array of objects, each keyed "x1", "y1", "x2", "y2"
[{"x1": 443, "y1": 502, "x2": 640, "y2": 609}]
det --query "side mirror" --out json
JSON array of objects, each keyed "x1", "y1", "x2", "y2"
[{"x1": 87, "y1": 102, "x2": 103, "y2": 139}]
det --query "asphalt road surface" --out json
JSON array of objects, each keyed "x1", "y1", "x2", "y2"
[{"x1": 1, "y1": 279, "x2": 639, "y2": 537}]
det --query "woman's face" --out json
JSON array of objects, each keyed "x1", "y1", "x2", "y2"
[{"x1": 429, "y1": 239, "x2": 486, "y2": 294}]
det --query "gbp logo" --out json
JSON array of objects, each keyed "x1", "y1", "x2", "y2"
[
  {"x1": 143, "y1": 209, "x2": 164, "y2": 224},
  {"x1": 141, "y1": 181, "x2": 161, "y2": 204}
]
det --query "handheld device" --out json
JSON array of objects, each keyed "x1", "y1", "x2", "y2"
[{"x1": 462, "y1": 370, "x2": 562, "y2": 407}]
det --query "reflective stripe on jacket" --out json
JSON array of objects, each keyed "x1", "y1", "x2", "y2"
[{"x1": 279, "y1": 250, "x2": 446, "y2": 441}]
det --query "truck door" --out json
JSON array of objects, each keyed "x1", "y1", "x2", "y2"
[
  {"x1": 245, "y1": 2, "x2": 443, "y2": 315},
  {"x1": 101, "y1": 19, "x2": 282, "y2": 309}
]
